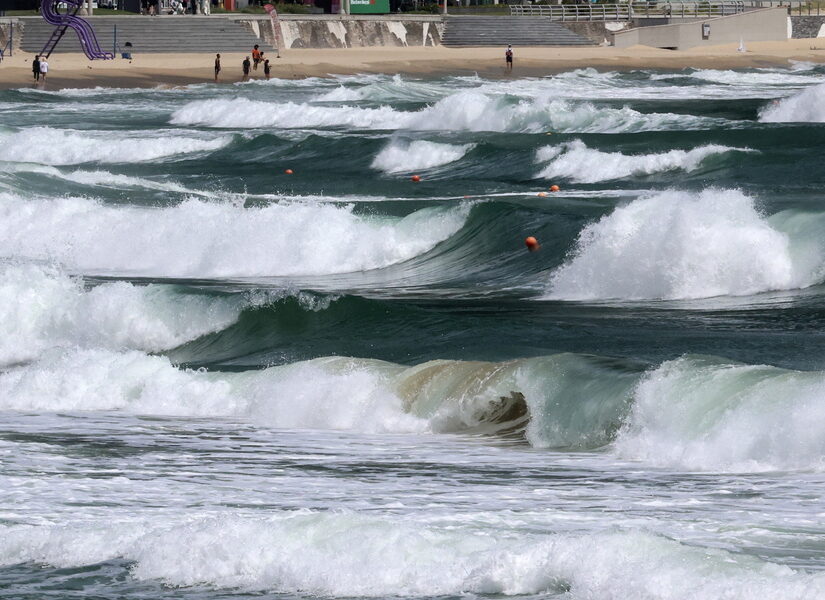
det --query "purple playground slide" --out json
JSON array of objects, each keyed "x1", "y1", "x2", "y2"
[{"x1": 40, "y1": 0, "x2": 114, "y2": 60}]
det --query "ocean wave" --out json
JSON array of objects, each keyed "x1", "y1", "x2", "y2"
[
  {"x1": 0, "y1": 262, "x2": 244, "y2": 366},
  {"x1": 0, "y1": 193, "x2": 469, "y2": 277},
  {"x1": 371, "y1": 140, "x2": 474, "y2": 174},
  {"x1": 171, "y1": 92, "x2": 720, "y2": 134},
  {"x1": 1, "y1": 513, "x2": 822, "y2": 597},
  {"x1": 616, "y1": 355, "x2": 825, "y2": 472},
  {"x1": 758, "y1": 82, "x2": 825, "y2": 123},
  {"x1": 545, "y1": 189, "x2": 824, "y2": 301},
  {"x1": 3, "y1": 349, "x2": 825, "y2": 472},
  {"x1": 0, "y1": 127, "x2": 233, "y2": 165},
  {"x1": 535, "y1": 140, "x2": 752, "y2": 183}
]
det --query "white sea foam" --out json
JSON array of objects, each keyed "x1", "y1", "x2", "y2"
[
  {"x1": 615, "y1": 356, "x2": 825, "y2": 472},
  {"x1": 546, "y1": 189, "x2": 824, "y2": 300},
  {"x1": 171, "y1": 93, "x2": 719, "y2": 134},
  {"x1": 0, "y1": 513, "x2": 823, "y2": 598},
  {"x1": 371, "y1": 140, "x2": 474, "y2": 173},
  {"x1": 759, "y1": 82, "x2": 825, "y2": 122},
  {"x1": 0, "y1": 127, "x2": 233, "y2": 165},
  {"x1": 0, "y1": 262, "x2": 244, "y2": 366},
  {"x1": 0, "y1": 193, "x2": 469, "y2": 277},
  {"x1": 535, "y1": 140, "x2": 751, "y2": 183}
]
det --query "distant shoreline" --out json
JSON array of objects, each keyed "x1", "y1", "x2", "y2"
[{"x1": 2, "y1": 42, "x2": 825, "y2": 90}]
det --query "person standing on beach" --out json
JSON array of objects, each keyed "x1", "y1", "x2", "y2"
[
  {"x1": 252, "y1": 45, "x2": 262, "y2": 71},
  {"x1": 263, "y1": 58, "x2": 271, "y2": 80},
  {"x1": 505, "y1": 45, "x2": 513, "y2": 71},
  {"x1": 32, "y1": 55, "x2": 41, "y2": 82},
  {"x1": 214, "y1": 53, "x2": 221, "y2": 82},
  {"x1": 39, "y1": 57, "x2": 49, "y2": 84},
  {"x1": 242, "y1": 56, "x2": 251, "y2": 81}
]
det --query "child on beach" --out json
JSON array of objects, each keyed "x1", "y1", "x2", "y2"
[
  {"x1": 505, "y1": 45, "x2": 513, "y2": 71},
  {"x1": 32, "y1": 56, "x2": 40, "y2": 82},
  {"x1": 263, "y1": 59, "x2": 271, "y2": 80},
  {"x1": 242, "y1": 56, "x2": 251, "y2": 81},
  {"x1": 39, "y1": 57, "x2": 49, "y2": 83},
  {"x1": 214, "y1": 54, "x2": 221, "y2": 82}
]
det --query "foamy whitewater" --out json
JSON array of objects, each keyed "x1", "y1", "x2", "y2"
[{"x1": 3, "y1": 66, "x2": 825, "y2": 600}]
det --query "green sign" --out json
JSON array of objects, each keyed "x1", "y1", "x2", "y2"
[{"x1": 350, "y1": 0, "x2": 389, "y2": 14}]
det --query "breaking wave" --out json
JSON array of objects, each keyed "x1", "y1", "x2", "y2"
[
  {"x1": 4, "y1": 348, "x2": 825, "y2": 471},
  {"x1": 0, "y1": 193, "x2": 469, "y2": 277},
  {"x1": 1, "y1": 514, "x2": 822, "y2": 598},
  {"x1": 546, "y1": 189, "x2": 825, "y2": 301},
  {"x1": 535, "y1": 141, "x2": 752, "y2": 183},
  {"x1": 0, "y1": 262, "x2": 244, "y2": 366},
  {"x1": 171, "y1": 93, "x2": 721, "y2": 134},
  {"x1": 0, "y1": 127, "x2": 233, "y2": 165},
  {"x1": 759, "y1": 82, "x2": 825, "y2": 123},
  {"x1": 371, "y1": 140, "x2": 474, "y2": 174}
]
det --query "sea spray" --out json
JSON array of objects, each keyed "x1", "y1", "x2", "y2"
[{"x1": 545, "y1": 189, "x2": 822, "y2": 300}]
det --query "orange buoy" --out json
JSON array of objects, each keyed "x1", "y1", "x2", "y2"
[
  {"x1": 285, "y1": 169, "x2": 294, "y2": 175},
  {"x1": 525, "y1": 236, "x2": 540, "y2": 252},
  {"x1": 549, "y1": 185, "x2": 560, "y2": 192},
  {"x1": 537, "y1": 192, "x2": 547, "y2": 197},
  {"x1": 411, "y1": 175, "x2": 421, "y2": 182}
]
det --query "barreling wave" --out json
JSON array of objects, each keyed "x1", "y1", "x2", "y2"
[
  {"x1": 759, "y1": 82, "x2": 825, "y2": 123},
  {"x1": 371, "y1": 140, "x2": 475, "y2": 174},
  {"x1": 2, "y1": 513, "x2": 823, "y2": 598},
  {"x1": 0, "y1": 127, "x2": 233, "y2": 165},
  {"x1": 545, "y1": 188, "x2": 825, "y2": 300},
  {"x1": 4, "y1": 348, "x2": 825, "y2": 471},
  {"x1": 0, "y1": 193, "x2": 469, "y2": 278},
  {"x1": 0, "y1": 262, "x2": 248, "y2": 366},
  {"x1": 170, "y1": 92, "x2": 723, "y2": 134},
  {"x1": 535, "y1": 141, "x2": 753, "y2": 183}
]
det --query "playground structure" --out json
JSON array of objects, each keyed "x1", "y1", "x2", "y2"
[{"x1": 39, "y1": 0, "x2": 113, "y2": 59}]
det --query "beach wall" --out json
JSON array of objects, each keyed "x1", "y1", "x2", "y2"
[
  {"x1": 0, "y1": 19, "x2": 21, "y2": 54},
  {"x1": 789, "y1": 16, "x2": 825, "y2": 39},
  {"x1": 236, "y1": 15, "x2": 443, "y2": 49},
  {"x1": 613, "y1": 8, "x2": 787, "y2": 50}
]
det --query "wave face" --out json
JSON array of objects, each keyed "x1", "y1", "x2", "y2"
[
  {"x1": 535, "y1": 141, "x2": 751, "y2": 183},
  {"x1": 2, "y1": 514, "x2": 823, "y2": 598},
  {"x1": 0, "y1": 262, "x2": 243, "y2": 366},
  {"x1": 759, "y1": 82, "x2": 825, "y2": 122},
  {"x1": 0, "y1": 127, "x2": 232, "y2": 165},
  {"x1": 546, "y1": 189, "x2": 823, "y2": 300},
  {"x1": 170, "y1": 93, "x2": 720, "y2": 133},
  {"x1": 371, "y1": 140, "x2": 474, "y2": 173},
  {"x1": 616, "y1": 356, "x2": 825, "y2": 472},
  {"x1": 0, "y1": 193, "x2": 469, "y2": 277}
]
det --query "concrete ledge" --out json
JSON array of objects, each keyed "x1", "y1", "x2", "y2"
[{"x1": 613, "y1": 8, "x2": 787, "y2": 50}]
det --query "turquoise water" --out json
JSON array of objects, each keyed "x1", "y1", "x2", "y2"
[{"x1": 2, "y1": 66, "x2": 825, "y2": 598}]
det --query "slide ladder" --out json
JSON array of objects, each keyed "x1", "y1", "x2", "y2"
[{"x1": 40, "y1": 0, "x2": 113, "y2": 60}]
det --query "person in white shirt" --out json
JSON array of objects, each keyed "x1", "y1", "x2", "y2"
[{"x1": 39, "y1": 58, "x2": 49, "y2": 83}]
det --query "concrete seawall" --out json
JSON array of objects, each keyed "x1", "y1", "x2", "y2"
[{"x1": 236, "y1": 15, "x2": 443, "y2": 49}]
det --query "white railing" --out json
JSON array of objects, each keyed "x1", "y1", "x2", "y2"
[
  {"x1": 741, "y1": 0, "x2": 822, "y2": 15},
  {"x1": 509, "y1": 2, "x2": 747, "y2": 20}
]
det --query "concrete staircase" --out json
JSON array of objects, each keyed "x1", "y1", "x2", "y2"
[
  {"x1": 19, "y1": 16, "x2": 273, "y2": 54},
  {"x1": 441, "y1": 16, "x2": 594, "y2": 47}
]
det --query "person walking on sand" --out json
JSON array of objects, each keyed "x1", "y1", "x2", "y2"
[
  {"x1": 32, "y1": 55, "x2": 41, "y2": 82},
  {"x1": 505, "y1": 45, "x2": 513, "y2": 71},
  {"x1": 242, "y1": 56, "x2": 251, "y2": 81},
  {"x1": 214, "y1": 53, "x2": 221, "y2": 82},
  {"x1": 263, "y1": 58, "x2": 271, "y2": 80},
  {"x1": 39, "y1": 57, "x2": 49, "y2": 84},
  {"x1": 252, "y1": 45, "x2": 262, "y2": 70}
]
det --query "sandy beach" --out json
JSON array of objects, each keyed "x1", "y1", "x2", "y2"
[{"x1": 2, "y1": 39, "x2": 825, "y2": 88}]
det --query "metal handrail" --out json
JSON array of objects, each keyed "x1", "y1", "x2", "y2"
[
  {"x1": 509, "y1": 2, "x2": 748, "y2": 21},
  {"x1": 739, "y1": 0, "x2": 821, "y2": 15}
]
